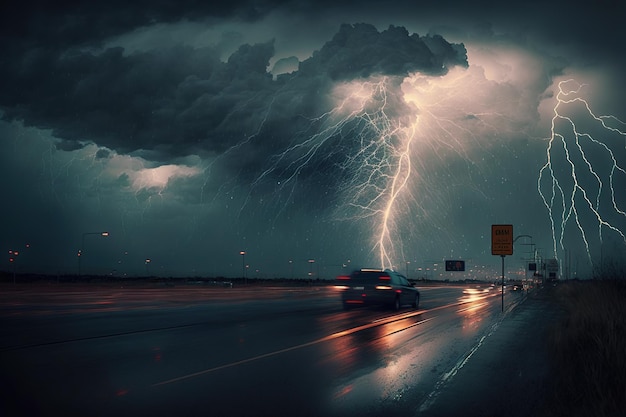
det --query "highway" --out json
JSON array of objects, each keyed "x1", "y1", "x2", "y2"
[{"x1": 0, "y1": 283, "x2": 525, "y2": 416}]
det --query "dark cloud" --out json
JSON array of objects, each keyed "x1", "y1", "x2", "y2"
[
  {"x1": 299, "y1": 24, "x2": 467, "y2": 80},
  {"x1": 0, "y1": 22, "x2": 466, "y2": 166},
  {"x1": 0, "y1": 0, "x2": 277, "y2": 47}
]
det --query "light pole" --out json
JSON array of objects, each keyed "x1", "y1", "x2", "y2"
[
  {"x1": 8, "y1": 244, "x2": 30, "y2": 284},
  {"x1": 308, "y1": 259, "x2": 315, "y2": 278},
  {"x1": 145, "y1": 258, "x2": 151, "y2": 276},
  {"x1": 406, "y1": 261, "x2": 410, "y2": 279},
  {"x1": 8, "y1": 250, "x2": 19, "y2": 284},
  {"x1": 344, "y1": 259, "x2": 351, "y2": 271},
  {"x1": 240, "y1": 251, "x2": 246, "y2": 284},
  {"x1": 514, "y1": 234, "x2": 534, "y2": 285},
  {"x1": 78, "y1": 232, "x2": 109, "y2": 277}
]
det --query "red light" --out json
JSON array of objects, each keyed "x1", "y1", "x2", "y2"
[
  {"x1": 379, "y1": 275, "x2": 390, "y2": 280},
  {"x1": 116, "y1": 389, "x2": 129, "y2": 397},
  {"x1": 337, "y1": 275, "x2": 350, "y2": 280}
]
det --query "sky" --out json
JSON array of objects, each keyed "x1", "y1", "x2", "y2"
[{"x1": 1, "y1": 0, "x2": 625, "y2": 279}]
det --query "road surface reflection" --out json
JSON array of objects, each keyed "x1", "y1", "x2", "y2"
[{"x1": 0, "y1": 283, "x2": 520, "y2": 417}]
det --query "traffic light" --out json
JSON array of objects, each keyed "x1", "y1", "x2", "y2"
[{"x1": 445, "y1": 260, "x2": 465, "y2": 271}]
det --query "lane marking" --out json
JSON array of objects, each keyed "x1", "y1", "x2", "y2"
[
  {"x1": 153, "y1": 314, "x2": 434, "y2": 387},
  {"x1": 417, "y1": 318, "x2": 502, "y2": 414},
  {"x1": 155, "y1": 289, "x2": 503, "y2": 387}
]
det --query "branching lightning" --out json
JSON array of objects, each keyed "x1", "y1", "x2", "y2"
[
  {"x1": 539, "y1": 79, "x2": 626, "y2": 268},
  {"x1": 247, "y1": 76, "x2": 416, "y2": 269},
  {"x1": 235, "y1": 65, "x2": 626, "y2": 276},
  {"x1": 243, "y1": 66, "x2": 511, "y2": 271}
]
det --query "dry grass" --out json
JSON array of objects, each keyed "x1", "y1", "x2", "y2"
[{"x1": 543, "y1": 279, "x2": 626, "y2": 417}]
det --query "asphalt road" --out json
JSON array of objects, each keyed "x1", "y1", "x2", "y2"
[{"x1": 0, "y1": 282, "x2": 544, "y2": 417}]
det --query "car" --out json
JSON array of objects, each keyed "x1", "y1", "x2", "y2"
[{"x1": 335, "y1": 268, "x2": 420, "y2": 310}]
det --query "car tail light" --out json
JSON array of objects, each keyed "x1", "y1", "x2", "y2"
[
  {"x1": 376, "y1": 275, "x2": 391, "y2": 289},
  {"x1": 335, "y1": 275, "x2": 350, "y2": 290}
]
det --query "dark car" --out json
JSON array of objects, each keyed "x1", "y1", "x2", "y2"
[{"x1": 335, "y1": 268, "x2": 420, "y2": 310}]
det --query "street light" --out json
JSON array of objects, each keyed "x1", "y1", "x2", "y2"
[
  {"x1": 308, "y1": 259, "x2": 315, "y2": 277},
  {"x1": 78, "y1": 232, "x2": 110, "y2": 277},
  {"x1": 514, "y1": 234, "x2": 534, "y2": 283},
  {"x1": 240, "y1": 251, "x2": 246, "y2": 284},
  {"x1": 145, "y1": 258, "x2": 151, "y2": 276},
  {"x1": 8, "y1": 250, "x2": 18, "y2": 284},
  {"x1": 8, "y1": 243, "x2": 31, "y2": 284},
  {"x1": 342, "y1": 259, "x2": 352, "y2": 272}
]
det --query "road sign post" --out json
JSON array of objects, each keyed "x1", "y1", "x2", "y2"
[{"x1": 492, "y1": 225, "x2": 513, "y2": 311}]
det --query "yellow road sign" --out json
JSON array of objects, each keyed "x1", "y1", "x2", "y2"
[{"x1": 492, "y1": 224, "x2": 513, "y2": 256}]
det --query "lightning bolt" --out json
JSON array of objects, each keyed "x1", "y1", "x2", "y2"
[
  {"x1": 538, "y1": 79, "x2": 626, "y2": 269},
  {"x1": 243, "y1": 76, "x2": 417, "y2": 269},
  {"x1": 243, "y1": 66, "x2": 514, "y2": 271}
]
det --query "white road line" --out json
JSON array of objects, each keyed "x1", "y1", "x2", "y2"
[
  {"x1": 153, "y1": 313, "x2": 434, "y2": 386},
  {"x1": 417, "y1": 319, "x2": 502, "y2": 414}
]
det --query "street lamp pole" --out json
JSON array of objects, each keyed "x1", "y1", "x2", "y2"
[
  {"x1": 240, "y1": 251, "x2": 246, "y2": 284},
  {"x1": 145, "y1": 258, "x2": 151, "y2": 276},
  {"x1": 514, "y1": 234, "x2": 534, "y2": 285},
  {"x1": 78, "y1": 232, "x2": 109, "y2": 277},
  {"x1": 8, "y1": 250, "x2": 19, "y2": 284}
]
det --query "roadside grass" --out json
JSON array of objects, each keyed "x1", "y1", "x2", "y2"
[{"x1": 543, "y1": 278, "x2": 626, "y2": 417}]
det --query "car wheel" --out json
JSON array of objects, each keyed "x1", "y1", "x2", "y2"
[
  {"x1": 412, "y1": 294, "x2": 419, "y2": 309},
  {"x1": 394, "y1": 296, "x2": 400, "y2": 310}
]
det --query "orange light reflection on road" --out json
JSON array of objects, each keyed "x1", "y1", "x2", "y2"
[
  {"x1": 457, "y1": 287, "x2": 492, "y2": 334},
  {"x1": 334, "y1": 384, "x2": 353, "y2": 399}
]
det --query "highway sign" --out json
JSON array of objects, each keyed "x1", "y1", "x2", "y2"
[
  {"x1": 546, "y1": 259, "x2": 559, "y2": 273},
  {"x1": 445, "y1": 260, "x2": 465, "y2": 271},
  {"x1": 491, "y1": 224, "x2": 513, "y2": 256}
]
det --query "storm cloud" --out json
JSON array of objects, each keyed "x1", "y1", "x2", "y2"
[{"x1": 0, "y1": 23, "x2": 467, "y2": 164}]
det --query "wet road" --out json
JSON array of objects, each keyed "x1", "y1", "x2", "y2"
[{"x1": 0, "y1": 283, "x2": 525, "y2": 416}]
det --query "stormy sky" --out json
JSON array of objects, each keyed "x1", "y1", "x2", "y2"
[{"x1": 2, "y1": 0, "x2": 625, "y2": 279}]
